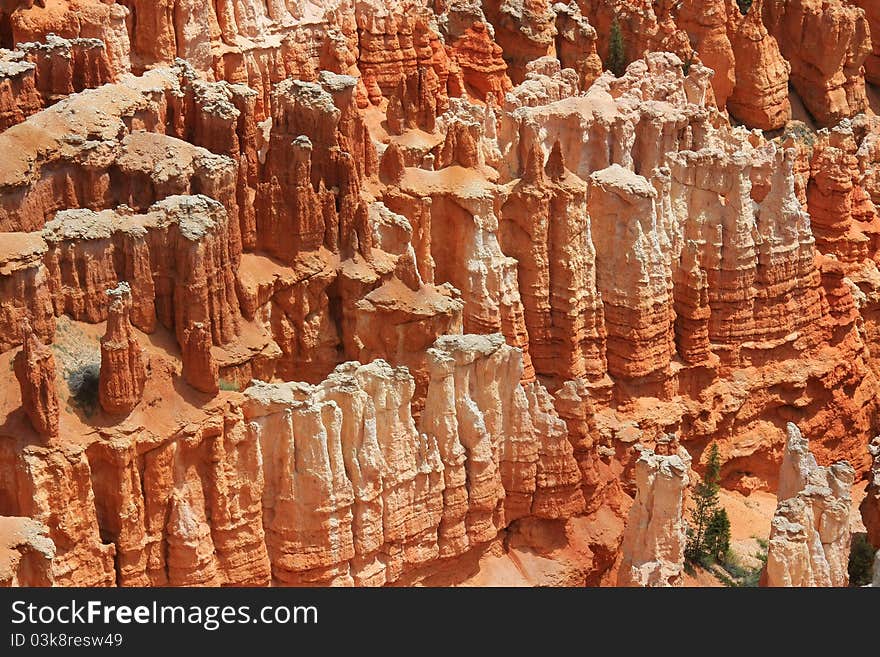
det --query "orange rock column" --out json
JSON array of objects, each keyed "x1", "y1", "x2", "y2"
[
  {"x1": 13, "y1": 319, "x2": 59, "y2": 437},
  {"x1": 98, "y1": 283, "x2": 147, "y2": 415}
]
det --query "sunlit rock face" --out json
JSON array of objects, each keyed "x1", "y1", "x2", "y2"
[{"x1": 0, "y1": 0, "x2": 879, "y2": 588}]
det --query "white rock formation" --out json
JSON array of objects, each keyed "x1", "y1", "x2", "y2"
[
  {"x1": 763, "y1": 423, "x2": 854, "y2": 587},
  {"x1": 617, "y1": 444, "x2": 690, "y2": 587}
]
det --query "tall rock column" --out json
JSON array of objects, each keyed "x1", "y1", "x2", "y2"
[
  {"x1": 500, "y1": 143, "x2": 607, "y2": 385},
  {"x1": 762, "y1": 0, "x2": 871, "y2": 126},
  {"x1": 677, "y1": 0, "x2": 736, "y2": 109},
  {"x1": 182, "y1": 323, "x2": 219, "y2": 395},
  {"x1": 98, "y1": 283, "x2": 147, "y2": 415},
  {"x1": 13, "y1": 319, "x2": 59, "y2": 438},
  {"x1": 588, "y1": 164, "x2": 674, "y2": 385},
  {"x1": 852, "y1": 0, "x2": 880, "y2": 84},
  {"x1": 727, "y1": 0, "x2": 792, "y2": 130},
  {"x1": 617, "y1": 445, "x2": 690, "y2": 587},
  {"x1": 552, "y1": 2, "x2": 603, "y2": 91},
  {"x1": 763, "y1": 423, "x2": 854, "y2": 587}
]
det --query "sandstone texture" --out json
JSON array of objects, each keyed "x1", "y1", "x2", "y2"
[
  {"x1": 99, "y1": 283, "x2": 147, "y2": 415},
  {"x1": 763, "y1": 423, "x2": 854, "y2": 587},
  {"x1": 852, "y1": 0, "x2": 880, "y2": 84},
  {"x1": 617, "y1": 444, "x2": 689, "y2": 587},
  {"x1": 763, "y1": 0, "x2": 871, "y2": 126},
  {"x1": 0, "y1": 0, "x2": 879, "y2": 589},
  {"x1": 0, "y1": 516, "x2": 55, "y2": 586}
]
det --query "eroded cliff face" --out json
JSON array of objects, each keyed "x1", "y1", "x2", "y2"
[
  {"x1": 763, "y1": 0, "x2": 871, "y2": 126},
  {"x1": 0, "y1": 516, "x2": 54, "y2": 586},
  {"x1": 0, "y1": 0, "x2": 879, "y2": 588},
  {"x1": 852, "y1": 0, "x2": 880, "y2": 85}
]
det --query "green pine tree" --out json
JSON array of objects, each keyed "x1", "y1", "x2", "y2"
[
  {"x1": 607, "y1": 19, "x2": 627, "y2": 77},
  {"x1": 736, "y1": 0, "x2": 753, "y2": 15},
  {"x1": 704, "y1": 508, "x2": 731, "y2": 563},
  {"x1": 686, "y1": 443, "x2": 730, "y2": 566},
  {"x1": 847, "y1": 534, "x2": 876, "y2": 586}
]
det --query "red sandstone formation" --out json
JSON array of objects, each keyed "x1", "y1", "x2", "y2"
[
  {"x1": 0, "y1": 516, "x2": 54, "y2": 586},
  {"x1": 356, "y1": 2, "x2": 452, "y2": 108},
  {"x1": 580, "y1": 0, "x2": 692, "y2": 74},
  {"x1": 589, "y1": 164, "x2": 675, "y2": 383},
  {"x1": 763, "y1": 0, "x2": 871, "y2": 126},
  {"x1": 482, "y1": 0, "x2": 556, "y2": 85},
  {"x1": 0, "y1": 232, "x2": 53, "y2": 352},
  {"x1": 1, "y1": 0, "x2": 880, "y2": 590},
  {"x1": 552, "y1": 2, "x2": 602, "y2": 91},
  {"x1": 852, "y1": 0, "x2": 880, "y2": 84},
  {"x1": 727, "y1": 0, "x2": 791, "y2": 130},
  {"x1": 99, "y1": 283, "x2": 147, "y2": 415},
  {"x1": 182, "y1": 323, "x2": 219, "y2": 395},
  {"x1": 676, "y1": 0, "x2": 736, "y2": 109},
  {"x1": 500, "y1": 141, "x2": 606, "y2": 386},
  {"x1": 451, "y1": 22, "x2": 513, "y2": 102},
  {"x1": 13, "y1": 319, "x2": 59, "y2": 437},
  {"x1": 10, "y1": 0, "x2": 131, "y2": 79}
]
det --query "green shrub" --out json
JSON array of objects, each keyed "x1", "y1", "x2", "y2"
[
  {"x1": 848, "y1": 534, "x2": 876, "y2": 586},
  {"x1": 705, "y1": 508, "x2": 731, "y2": 563},
  {"x1": 218, "y1": 378, "x2": 239, "y2": 392},
  {"x1": 682, "y1": 50, "x2": 695, "y2": 76},
  {"x1": 716, "y1": 538, "x2": 768, "y2": 587},
  {"x1": 67, "y1": 362, "x2": 100, "y2": 417},
  {"x1": 607, "y1": 19, "x2": 627, "y2": 77},
  {"x1": 737, "y1": 0, "x2": 753, "y2": 15}
]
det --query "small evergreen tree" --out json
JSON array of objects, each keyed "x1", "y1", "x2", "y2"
[
  {"x1": 704, "y1": 508, "x2": 731, "y2": 563},
  {"x1": 682, "y1": 50, "x2": 695, "y2": 76},
  {"x1": 686, "y1": 443, "x2": 731, "y2": 566},
  {"x1": 848, "y1": 534, "x2": 876, "y2": 586},
  {"x1": 607, "y1": 19, "x2": 626, "y2": 77},
  {"x1": 736, "y1": 0, "x2": 753, "y2": 15}
]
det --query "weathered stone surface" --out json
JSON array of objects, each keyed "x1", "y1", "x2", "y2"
[
  {"x1": 99, "y1": 283, "x2": 147, "y2": 415},
  {"x1": 617, "y1": 445, "x2": 689, "y2": 587},
  {"x1": 236, "y1": 335, "x2": 580, "y2": 585},
  {"x1": 13, "y1": 319, "x2": 59, "y2": 437},
  {"x1": 182, "y1": 323, "x2": 219, "y2": 395},
  {"x1": 763, "y1": 423, "x2": 854, "y2": 587},
  {"x1": 11, "y1": 0, "x2": 131, "y2": 79},
  {"x1": 589, "y1": 164, "x2": 675, "y2": 382},
  {"x1": 0, "y1": 232, "x2": 54, "y2": 352},
  {"x1": 763, "y1": 0, "x2": 871, "y2": 126},
  {"x1": 0, "y1": 516, "x2": 55, "y2": 586},
  {"x1": 42, "y1": 195, "x2": 242, "y2": 347},
  {"x1": 852, "y1": 0, "x2": 880, "y2": 84},
  {"x1": 451, "y1": 22, "x2": 513, "y2": 102},
  {"x1": 552, "y1": 2, "x2": 603, "y2": 91},
  {"x1": 861, "y1": 436, "x2": 880, "y2": 549},
  {"x1": 2, "y1": 0, "x2": 880, "y2": 591},
  {"x1": 676, "y1": 0, "x2": 736, "y2": 109},
  {"x1": 500, "y1": 141, "x2": 606, "y2": 386},
  {"x1": 727, "y1": 0, "x2": 792, "y2": 130}
]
